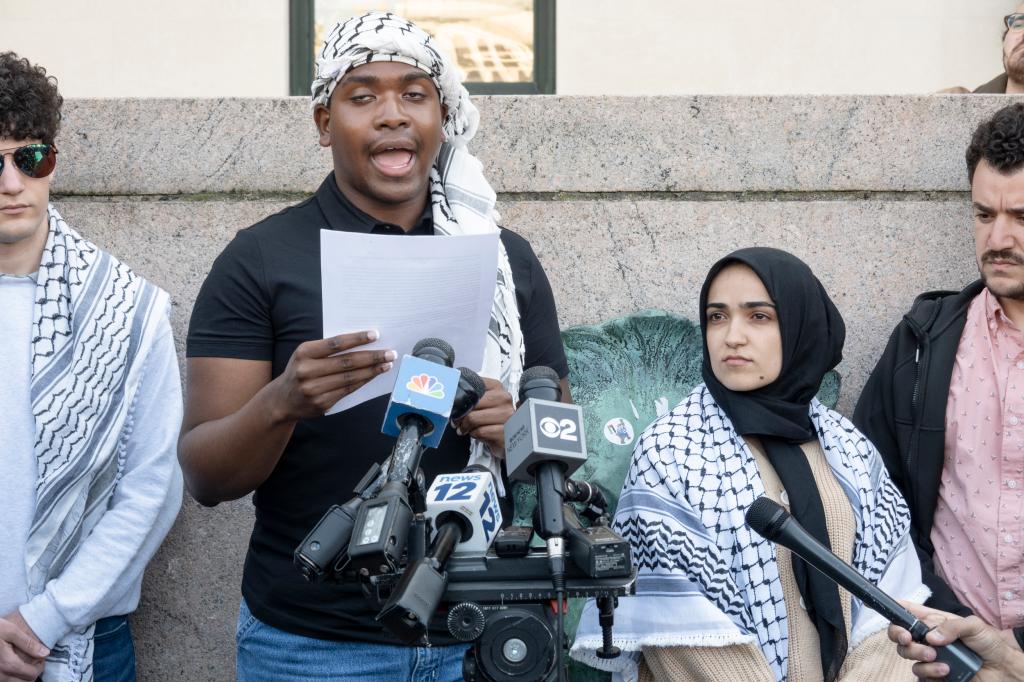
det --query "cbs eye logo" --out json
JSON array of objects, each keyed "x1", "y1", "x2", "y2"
[{"x1": 539, "y1": 416, "x2": 579, "y2": 442}]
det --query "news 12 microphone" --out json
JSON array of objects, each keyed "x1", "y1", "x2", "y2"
[
  {"x1": 745, "y1": 497, "x2": 983, "y2": 682},
  {"x1": 425, "y1": 467, "x2": 503, "y2": 557}
]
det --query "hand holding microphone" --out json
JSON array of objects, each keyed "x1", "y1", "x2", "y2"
[
  {"x1": 887, "y1": 604, "x2": 1024, "y2": 681},
  {"x1": 452, "y1": 376, "x2": 515, "y2": 456},
  {"x1": 745, "y1": 497, "x2": 983, "y2": 682}
]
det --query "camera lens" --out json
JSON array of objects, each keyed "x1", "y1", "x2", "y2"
[{"x1": 502, "y1": 638, "x2": 527, "y2": 663}]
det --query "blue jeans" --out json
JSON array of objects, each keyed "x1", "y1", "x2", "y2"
[
  {"x1": 236, "y1": 599, "x2": 469, "y2": 681},
  {"x1": 92, "y1": 615, "x2": 136, "y2": 682}
]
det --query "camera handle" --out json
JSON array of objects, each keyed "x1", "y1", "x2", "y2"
[{"x1": 407, "y1": 468, "x2": 429, "y2": 564}]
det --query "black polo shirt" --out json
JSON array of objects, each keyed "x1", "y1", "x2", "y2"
[{"x1": 186, "y1": 173, "x2": 569, "y2": 644}]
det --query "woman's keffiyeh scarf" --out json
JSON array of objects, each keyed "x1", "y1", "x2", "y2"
[
  {"x1": 571, "y1": 384, "x2": 929, "y2": 682},
  {"x1": 26, "y1": 206, "x2": 168, "y2": 681},
  {"x1": 313, "y1": 12, "x2": 525, "y2": 486}
]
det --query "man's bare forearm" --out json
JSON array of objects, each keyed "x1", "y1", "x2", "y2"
[{"x1": 178, "y1": 380, "x2": 297, "y2": 505}]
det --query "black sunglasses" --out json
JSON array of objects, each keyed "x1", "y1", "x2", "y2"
[
  {"x1": 0, "y1": 143, "x2": 58, "y2": 179},
  {"x1": 1007, "y1": 13, "x2": 1024, "y2": 31}
]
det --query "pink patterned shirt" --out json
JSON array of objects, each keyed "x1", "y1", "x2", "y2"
[{"x1": 933, "y1": 287, "x2": 1024, "y2": 629}]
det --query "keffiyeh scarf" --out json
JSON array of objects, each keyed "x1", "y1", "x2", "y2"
[
  {"x1": 572, "y1": 384, "x2": 928, "y2": 682},
  {"x1": 27, "y1": 206, "x2": 167, "y2": 681},
  {"x1": 311, "y1": 11, "x2": 478, "y2": 148},
  {"x1": 313, "y1": 12, "x2": 525, "y2": 485}
]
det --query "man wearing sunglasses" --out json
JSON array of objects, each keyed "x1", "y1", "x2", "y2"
[
  {"x1": 0, "y1": 52, "x2": 183, "y2": 682},
  {"x1": 975, "y1": 6, "x2": 1024, "y2": 94}
]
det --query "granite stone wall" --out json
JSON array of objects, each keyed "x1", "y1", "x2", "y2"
[{"x1": 52, "y1": 95, "x2": 1009, "y2": 680}]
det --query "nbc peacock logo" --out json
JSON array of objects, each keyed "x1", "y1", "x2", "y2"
[{"x1": 406, "y1": 373, "x2": 445, "y2": 399}]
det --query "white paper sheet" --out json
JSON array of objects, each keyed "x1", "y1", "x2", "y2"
[{"x1": 320, "y1": 230, "x2": 500, "y2": 414}]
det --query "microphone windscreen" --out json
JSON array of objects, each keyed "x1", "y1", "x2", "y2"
[
  {"x1": 458, "y1": 367, "x2": 487, "y2": 398},
  {"x1": 518, "y1": 365, "x2": 561, "y2": 403},
  {"x1": 450, "y1": 367, "x2": 487, "y2": 421},
  {"x1": 745, "y1": 496, "x2": 790, "y2": 540},
  {"x1": 412, "y1": 337, "x2": 455, "y2": 367}
]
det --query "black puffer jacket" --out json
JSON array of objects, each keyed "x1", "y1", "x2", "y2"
[{"x1": 853, "y1": 280, "x2": 985, "y2": 617}]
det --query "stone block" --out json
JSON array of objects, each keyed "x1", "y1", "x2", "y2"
[{"x1": 55, "y1": 95, "x2": 1015, "y2": 195}]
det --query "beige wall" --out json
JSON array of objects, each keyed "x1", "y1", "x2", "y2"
[
  {"x1": 0, "y1": 0, "x2": 289, "y2": 97},
  {"x1": 556, "y1": 0, "x2": 1012, "y2": 95},
  {"x1": 0, "y1": 0, "x2": 1017, "y2": 96},
  {"x1": 0, "y1": 0, "x2": 1015, "y2": 96}
]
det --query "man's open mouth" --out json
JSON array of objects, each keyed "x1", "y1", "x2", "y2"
[{"x1": 372, "y1": 149, "x2": 415, "y2": 170}]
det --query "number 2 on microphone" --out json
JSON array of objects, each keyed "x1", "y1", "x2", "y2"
[
  {"x1": 432, "y1": 481, "x2": 477, "y2": 502},
  {"x1": 539, "y1": 417, "x2": 578, "y2": 442},
  {"x1": 479, "y1": 491, "x2": 498, "y2": 539}
]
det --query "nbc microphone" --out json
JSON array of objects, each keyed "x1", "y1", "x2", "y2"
[
  {"x1": 745, "y1": 497, "x2": 982, "y2": 682},
  {"x1": 377, "y1": 369, "x2": 492, "y2": 643},
  {"x1": 348, "y1": 339, "x2": 469, "y2": 576}
]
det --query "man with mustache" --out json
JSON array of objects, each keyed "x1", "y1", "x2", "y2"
[
  {"x1": 975, "y1": 5, "x2": 1024, "y2": 93},
  {"x1": 179, "y1": 12, "x2": 569, "y2": 681},
  {"x1": 856, "y1": 102, "x2": 1024, "y2": 652}
]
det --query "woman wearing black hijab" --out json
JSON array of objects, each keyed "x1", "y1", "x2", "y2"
[{"x1": 571, "y1": 248, "x2": 927, "y2": 681}]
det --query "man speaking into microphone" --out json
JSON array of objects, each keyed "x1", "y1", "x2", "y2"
[{"x1": 178, "y1": 12, "x2": 569, "y2": 682}]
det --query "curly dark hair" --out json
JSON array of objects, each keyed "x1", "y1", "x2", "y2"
[
  {"x1": 966, "y1": 102, "x2": 1024, "y2": 183},
  {"x1": 0, "y1": 52, "x2": 63, "y2": 145}
]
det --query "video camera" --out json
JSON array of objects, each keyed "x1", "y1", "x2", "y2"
[{"x1": 294, "y1": 339, "x2": 635, "y2": 682}]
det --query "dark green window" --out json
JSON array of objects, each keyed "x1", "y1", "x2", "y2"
[{"x1": 289, "y1": 1, "x2": 555, "y2": 96}]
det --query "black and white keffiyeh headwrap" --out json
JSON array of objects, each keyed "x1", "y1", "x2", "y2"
[
  {"x1": 311, "y1": 11, "x2": 478, "y2": 148},
  {"x1": 26, "y1": 206, "x2": 168, "y2": 681},
  {"x1": 572, "y1": 384, "x2": 929, "y2": 682},
  {"x1": 313, "y1": 13, "x2": 524, "y2": 483}
]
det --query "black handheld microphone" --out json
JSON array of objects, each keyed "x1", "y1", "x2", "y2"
[
  {"x1": 451, "y1": 366, "x2": 487, "y2": 422},
  {"x1": 505, "y1": 367, "x2": 587, "y2": 541},
  {"x1": 503, "y1": 366, "x2": 586, "y2": 682},
  {"x1": 745, "y1": 497, "x2": 982, "y2": 682}
]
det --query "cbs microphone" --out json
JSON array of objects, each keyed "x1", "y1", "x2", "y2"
[
  {"x1": 745, "y1": 497, "x2": 982, "y2": 682},
  {"x1": 504, "y1": 366, "x2": 587, "y2": 542},
  {"x1": 504, "y1": 366, "x2": 586, "y2": 682}
]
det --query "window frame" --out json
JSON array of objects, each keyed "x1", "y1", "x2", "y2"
[{"x1": 288, "y1": 0, "x2": 555, "y2": 96}]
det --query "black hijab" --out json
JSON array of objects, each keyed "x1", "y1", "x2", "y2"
[{"x1": 699, "y1": 247, "x2": 848, "y2": 681}]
